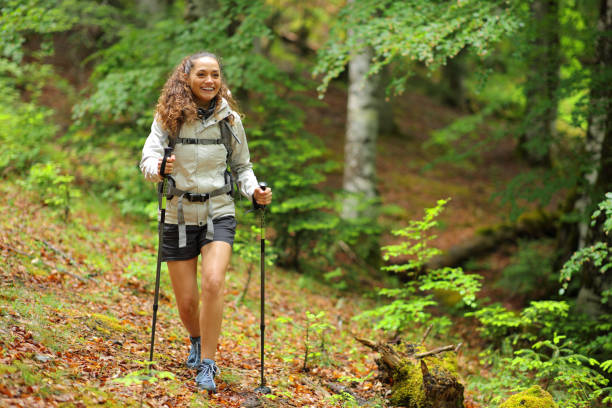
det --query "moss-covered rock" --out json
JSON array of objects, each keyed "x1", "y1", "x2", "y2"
[{"x1": 500, "y1": 385, "x2": 558, "y2": 408}]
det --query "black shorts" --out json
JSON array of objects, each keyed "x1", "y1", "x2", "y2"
[{"x1": 161, "y1": 216, "x2": 237, "y2": 262}]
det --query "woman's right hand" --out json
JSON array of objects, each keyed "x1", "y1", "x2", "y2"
[{"x1": 157, "y1": 154, "x2": 176, "y2": 176}]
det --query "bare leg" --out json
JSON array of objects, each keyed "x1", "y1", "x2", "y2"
[
  {"x1": 199, "y1": 241, "x2": 232, "y2": 360},
  {"x1": 167, "y1": 257, "x2": 200, "y2": 337}
]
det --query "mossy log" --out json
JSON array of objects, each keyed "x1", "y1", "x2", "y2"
[
  {"x1": 425, "y1": 210, "x2": 558, "y2": 270},
  {"x1": 356, "y1": 338, "x2": 464, "y2": 408}
]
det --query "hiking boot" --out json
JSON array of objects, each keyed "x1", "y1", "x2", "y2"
[
  {"x1": 195, "y1": 358, "x2": 220, "y2": 392},
  {"x1": 186, "y1": 336, "x2": 201, "y2": 369}
]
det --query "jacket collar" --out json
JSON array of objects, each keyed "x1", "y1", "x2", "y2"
[
  {"x1": 197, "y1": 97, "x2": 231, "y2": 131},
  {"x1": 212, "y1": 97, "x2": 231, "y2": 121}
]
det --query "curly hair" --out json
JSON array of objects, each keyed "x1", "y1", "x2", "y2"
[{"x1": 155, "y1": 51, "x2": 242, "y2": 137}]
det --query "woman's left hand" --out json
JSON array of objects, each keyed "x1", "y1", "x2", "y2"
[{"x1": 253, "y1": 186, "x2": 273, "y2": 205}]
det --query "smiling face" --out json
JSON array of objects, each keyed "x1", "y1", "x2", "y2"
[{"x1": 187, "y1": 56, "x2": 221, "y2": 107}]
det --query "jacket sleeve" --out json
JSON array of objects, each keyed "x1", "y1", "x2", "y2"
[
  {"x1": 140, "y1": 117, "x2": 169, "y2": 183},
  {"x1": 229, "y1": 114, "x2": 259, "y2": 200}
]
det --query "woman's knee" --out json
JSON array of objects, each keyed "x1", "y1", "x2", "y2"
[
  {"x1": 201, "y1": 275, "x2": 225, "y2": 298},
  {"x1": 176, "y1": 295, "x2": 199, "y2": 316}
]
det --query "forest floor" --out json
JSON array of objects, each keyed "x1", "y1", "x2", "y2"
[
  {"x1": 0, "y1": 80, "x2": 538, "y2": 407},
  {"x1": 0, "y1": 182, "x2": 394, "y2": 407},
  {"x1": 0, "y1": 179, "x2": 491, "y2": 408}
]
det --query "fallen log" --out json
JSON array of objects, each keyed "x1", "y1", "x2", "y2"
[
  {"x1": 356, "y1": 336, "x2": 464, "y2": 408},
  {"x1": 424, "y1": 209, "x2": 558, "y2": 270}
]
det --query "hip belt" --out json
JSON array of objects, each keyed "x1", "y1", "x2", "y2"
[{"x1": 160, "y1": 175, "x2": 232, "y2": 248}]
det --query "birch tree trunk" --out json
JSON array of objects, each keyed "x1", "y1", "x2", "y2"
[
  {"x1": 520, "y1": 0, "x2": 560, "y2": 166},
  {"x1": 575, "y1": 0, "x2": 612, "y2": 316},
  {"x1": 343, "y1": 45, "x2": 380, "y2": 220},
  {"x1": 342, "y1": 6, "x2": 381, "y2": 263}
]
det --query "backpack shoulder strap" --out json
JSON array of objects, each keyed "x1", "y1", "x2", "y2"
[
  {"x1": 219, "y1": 117, "x2": 233, "y2": 164},
  {"x1": 219, "y1": 117, "x2": 240, "y2": 197}
]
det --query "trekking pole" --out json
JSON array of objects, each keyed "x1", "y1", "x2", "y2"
[
  {"x1": 149, "y1": 147, "x2": 173, "y2": 368},
  {"x1": 254, "y1": 182, "x2": 271, "y2": 394}
]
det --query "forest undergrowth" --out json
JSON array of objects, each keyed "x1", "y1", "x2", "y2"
[{"x1": 1, "y1": 181, "x2": 481, "y2": 408}]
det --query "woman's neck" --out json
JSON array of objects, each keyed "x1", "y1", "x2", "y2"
[
  {"x1": 197, "y1": 98, "x2": 216, "y2": 109},
  {"x1": 196, "y1": 97, "x2": 217, "y2": 121}
]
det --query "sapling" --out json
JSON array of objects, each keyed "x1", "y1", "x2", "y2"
[
  {"x1": 356, "y1": 199, "x2": 482, "y2": 335},
  {"x1": 303, "y1": 310, "x2": 335, "y2": 372}
]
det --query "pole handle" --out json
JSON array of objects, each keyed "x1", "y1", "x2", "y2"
[
  {"x1": 159, "y1": 147, "x2": 173, "y2": 178},
  {"x1": 253, "y1": 181, "x2": 268, "y2": 210}
]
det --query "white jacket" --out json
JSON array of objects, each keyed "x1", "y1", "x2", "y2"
[{"x1": 140, "y1": 98, "x2": 258, "y2": 226}]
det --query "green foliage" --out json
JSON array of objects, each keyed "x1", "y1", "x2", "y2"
[
  {"x1": 356, "y1": 199, "x2": 482, "y2": 334},
  {"x1": 314, "y1": 0, "x2": 601, "y2": 225},
  {"x1": 560, "y1": 194, "x2": 612, "y2": 303},
  {"x1": 124, "y1": 251, "x2": 171, "y2": 292},
  {"x1": 112, "y1": 361, "x2": 175, "y2": 386},
  {"x1": 497, "y1": 239, "x2": 556, "y2": 296},
  {"x1": 323, "y1": 267, "x2": 349, "y2": 291},
  {"x1": 468, "y1": 300, "x2": 612, "y2": 407},
  {"x1": 326, "y1": 391, "x2": 359, "y2": 408},
  {"x1": 0, "y1": 83, "x2": 57, "y2": 175},
  {"x1": 492, "y1": 169, "x2": 582, "y2": 222},
  {"x1": 73, "y1": 1, "x2": 274, "y2": 133},
  {"x1": 423, "y1": 104, "x2": 501, "y2": 171},
  {"x1": 233, "y1": 221, "x2": 277, "y2": 267},
  {"x1": 314, "y1": 0, "x2": 526, "y2": 94},
  {"x1": 19, "y1": 162, "x2": 81, "y2": 222},
  {"x1": 510, "y1": 334, "x2": 608, "y2": 406},
  {"x1": 0, "y1": 0, "x2": 124, "y2": 98},
  {"x1": 467, "y1": 301, "x2": 571, "y2": 347},
  {"x1": 248, "y1": 107, "x2": 342, "y2": 267},
  {"x1": 0, "y1": 0, "x2": 122, "y2": 62},
  {"x1": 303, "y1": 310, "x2": 335, "y2": 370},
  {"x1": 591, "y1": 192, "x2": 612, "y2": 234},
  {"x1": 273, "y1": 309, "x2": 337, "y2": 371},
  {"x1": 70, "y1": 0, "x2": 345, "y2": 268}
]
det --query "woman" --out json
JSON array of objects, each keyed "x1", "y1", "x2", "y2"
[{"x1": 140, "y1": 51, "x2": 272, "y2": 392}]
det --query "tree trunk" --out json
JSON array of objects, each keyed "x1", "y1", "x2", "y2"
[
  {"x1": 520, "y1": 0, "x2": 560, "y2": 166},
  {"x1": 137, "y1": 0, "x2": 170, "y2": 16},
  {"x1": 342, "y1": 0, "x2": 381, "y2": 263},
  {"x1": 184, "y1": 0, "x2": 219, "y2": 22},
  {"x1": 442, "y1": 48, "x2": 467, "y2": 111},
  {"x1": 377, "y1": 66, "x2": 399, "y2": 136},
  {"x1": 343, "y1": 46, "x2": 379, "y2": 220},
  {"x1": 575, "y1": 0, "x2": 612, "y2": 317}
]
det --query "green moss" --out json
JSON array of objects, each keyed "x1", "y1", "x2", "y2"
[
  {"x1": 390, "y1": 361, "x2": 426, "y2": 407},
  {"x1": 500, "y1": 385, "x2": 558, "y2": 408},
  {"x1": 218, "y1": 368, "x2": 242, "y2": 385},
  {"x1": 85, "y1": 313, "x2": 132, "y2": 336},
  {"x1": 389, "y1": 349, "x2": 461, "y2": 407},
  {"x1": 0, "y1": 363, "x2": 18, "y2": 375},
  {"x1": 436, "y1": 352, "x2": 459, "y2": 377}
]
